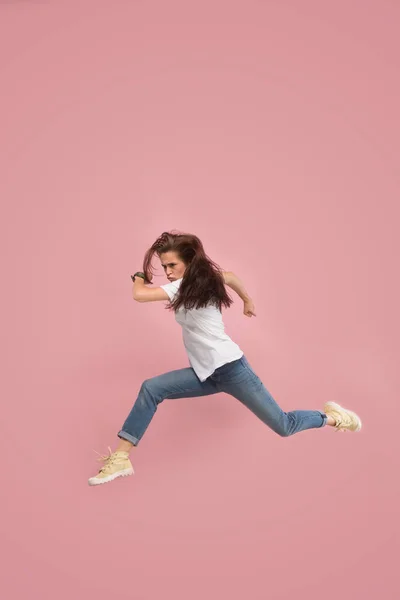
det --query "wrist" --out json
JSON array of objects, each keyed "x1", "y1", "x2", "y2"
[{"x1": 131, "y1": 272, "x2": 145, "y2": 282}]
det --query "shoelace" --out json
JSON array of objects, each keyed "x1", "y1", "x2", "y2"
[
  {"x1": 334, "y1": 413, "x2": 351, "y2": 432},
  {"x1": 93, "y1": 447, "x2": 120, "y2": 473}
]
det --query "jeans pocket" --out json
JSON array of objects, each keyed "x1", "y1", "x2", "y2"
[
  {"x1": 215, "y1": 358, "x2": 241, "y2": 375},
  {"x1": 216, "y1": 358, "x2": 252, "y2": 387}
]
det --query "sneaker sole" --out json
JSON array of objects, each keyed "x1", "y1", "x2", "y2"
[
  {"x1": 88, "y1": 467, "x2": 134, "y2": 486},
  {"x1": 324, "y1": 401, "x2": 362, "y2": 432}
]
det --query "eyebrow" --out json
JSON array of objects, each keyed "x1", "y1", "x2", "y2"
[{"x1": 161, "y1": 262, "x2": 176, "y2": 267}]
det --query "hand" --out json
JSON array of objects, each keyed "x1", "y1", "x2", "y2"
[
  {"x1": 243, "y1": 298, "x2": 256, "y2": 318},
  {"x1": 131, "y1": 271, "x2": 152, "y2": 284}
]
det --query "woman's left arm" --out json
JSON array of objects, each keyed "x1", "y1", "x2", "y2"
[
  {"x1": 222, "y1": 271, "x2": 250, "y2": 301},
  {"x1": 222, "y1": 271, "x2": 256, "y2": 317}
]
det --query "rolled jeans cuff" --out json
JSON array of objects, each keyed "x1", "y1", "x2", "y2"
[{"x1": 118, "y1": 430, "x2": 140, "y2": 446}]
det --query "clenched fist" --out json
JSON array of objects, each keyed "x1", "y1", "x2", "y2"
[{"x1": 243, "y1": 298, "x2": 256, "y2": 318}]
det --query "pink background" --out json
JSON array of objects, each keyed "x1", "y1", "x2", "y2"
[{"x1": 1, "y1": 1, "x2": 399, "y2": 598}]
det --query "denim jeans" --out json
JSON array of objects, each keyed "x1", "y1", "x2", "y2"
[{"x1": 118, "y1": 355, "x2": 327, "y2": 445}]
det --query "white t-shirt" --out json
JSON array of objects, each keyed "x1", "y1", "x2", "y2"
[{"x1": 160, "y1": 278, "x2": 243, "y2": 382}]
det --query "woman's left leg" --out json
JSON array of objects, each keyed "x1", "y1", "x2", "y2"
[{"x1": 214, "y1": 356, "x2": 327, "y2": 436}]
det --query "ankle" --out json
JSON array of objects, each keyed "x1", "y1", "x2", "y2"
[{"x1": 116, "y1": 440, "x2": 134, "y2": 454}]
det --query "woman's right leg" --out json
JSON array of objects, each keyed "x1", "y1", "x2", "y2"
[
  {"x1": 117, "y1": 367, "x2": 219, "y2": 449},
  {"x1": 88, "y1": 368, "x2": 219, "y2": 485}
]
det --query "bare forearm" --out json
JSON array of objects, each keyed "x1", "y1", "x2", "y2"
[
  {"x1": 132, "y1": 278, "x2": 146, "y2": 300},
  {"x1": 226, "y1": 272, "x2": 251, "y2": 301}
]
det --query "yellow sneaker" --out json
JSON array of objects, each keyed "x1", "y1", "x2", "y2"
[
  {"x1": 88, "y1": 447, "x2": 134, "y2": 486},
  {"x1": 323, "y1": 401, "x2": 362, "y2": 432}
]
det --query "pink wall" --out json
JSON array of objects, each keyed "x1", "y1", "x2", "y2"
[{"x1": 1, "y1": 1, "x2": 399, "y2": 599}]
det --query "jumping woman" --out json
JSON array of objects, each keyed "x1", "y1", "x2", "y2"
[{"x1": 88, "y1": 231, "x2": 362, "y2": 486}]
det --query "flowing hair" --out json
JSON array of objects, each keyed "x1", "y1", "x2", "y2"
[{"x1": 142, "y1": 230, "x2": 234, "y2": 312}]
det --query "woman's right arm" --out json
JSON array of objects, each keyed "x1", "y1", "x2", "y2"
[{"x1": 133, "y1": 279, "x2": 169, "y2": 302}]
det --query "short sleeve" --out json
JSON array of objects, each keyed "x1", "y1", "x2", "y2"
[{"x1": 160, "y1": 279, "x2": 182, "y2": 301}]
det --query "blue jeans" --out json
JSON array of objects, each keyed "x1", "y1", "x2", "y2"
[{"x1": 118, "y1": 355, "x2": 327, "y2": 445}]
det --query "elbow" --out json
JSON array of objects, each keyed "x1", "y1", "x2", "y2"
[{"x1": 223, "y1": 271, "x2": 233, "y2": 285}]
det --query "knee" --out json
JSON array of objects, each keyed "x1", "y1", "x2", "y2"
[
  {"x1": 274, "y1": 414, "x2": 293, "y2": 437},
  {"x1": 140, "y1": 379, "x2": 163, "y2": 405},
  {"x1": 275, "y1": 426, "x2": 291, "y2": 438},
  {"x1": 277, "y1": 430, "x2": 290, "y2": 438},
  {"x1": 141, "y1": 378, "x2": 151, "y2": 390}
]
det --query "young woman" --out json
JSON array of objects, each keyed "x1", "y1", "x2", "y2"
[{"x1": 88, "y1": 231, "x2": 362, "y2": 486}]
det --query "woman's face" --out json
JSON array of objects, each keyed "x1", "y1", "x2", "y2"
[{"x1": 159, "y1": 251, "x2": 187, "y2": 282}]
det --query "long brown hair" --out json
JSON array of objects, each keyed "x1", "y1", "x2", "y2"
[{"x1": 142, "y1": 231, "x2": 234, "y2": 312}]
